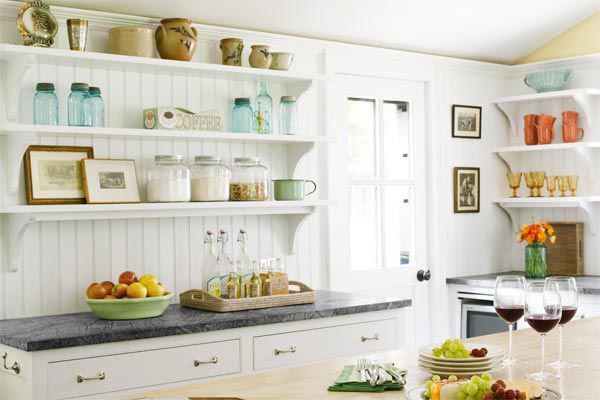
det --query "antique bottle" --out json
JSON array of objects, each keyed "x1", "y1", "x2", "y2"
[
  {"x1": 217, "y1": 230, "x2": 232, "y2": 298},
  {"x1": 260, "y1": 259, "x2": 272, "y2": 296},
  {"x1": 254, "y1": 82, "x2": 272, "y2": 134},
  {"x1": 203, "y1": 231, "x2": 221, "y2": 298},
  {"x1": 236, "y1": 230, "x2": 251, "y2": 298},
  {"x1": 226, "y1": 260, "x2": 239, "y2": 299},
  {"x1": 271, "y1": 257, "x2": 289, "y2": 295},
  {"x1": 249, "y1": 260, "x2": 262, "y2": 298}
]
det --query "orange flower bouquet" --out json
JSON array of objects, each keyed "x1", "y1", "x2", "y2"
[{"x1": 517, "y1": 221, "x2": 556, "y2": 277}]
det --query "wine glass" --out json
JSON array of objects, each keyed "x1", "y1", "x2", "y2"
[
  {"x1": 568, "y1": 175, "x2": 579, "y2": 196},
  {"x1": 524, "y1": 172, "x2": 536, "y2": 197},
  {"x1": 525, "y1": 281, "x2": 562, "y2": 381},
  {"x1": 557, "y1": 176, "x2": 568, "y2": 197},
  {"x1": 494, "y1": 276, "x2": 526, "y2": 366},
  {"x1": 545, "y1": 176, "x2": 557, "y2": 197},
  {"x1": 531, "y1": 171, "x2": 546, "y2": 197},
  {"x1": 546, "y1": 276, "x2": 578, "y2": 369},
  {"x1": 506, "y1": 172, "x2": 522, "y2": 198}
]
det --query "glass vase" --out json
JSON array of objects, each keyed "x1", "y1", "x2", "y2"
[{"x1": 525, "y1": 242, "x2": 547, "y2": 278}]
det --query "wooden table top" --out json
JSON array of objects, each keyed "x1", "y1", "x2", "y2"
[{"x1": 135, "y1": 317, "x2": 597, "y2": 399}]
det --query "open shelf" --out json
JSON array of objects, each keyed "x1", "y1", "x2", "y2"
[
  {"x1": 493, "y1": 88, "x2": 600, "y2": 137},
  {"x1": 494, "y1": 196, "x2": 600, "y2": 235},
  {"x1": 0, "y1": 200, "x2": 332, "y2": 272},
  {"x1": 1, "y1": 123, "x2": 334, "y2": 196}
]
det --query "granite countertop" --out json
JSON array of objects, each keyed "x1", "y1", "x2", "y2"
[
  {"x1": 0, "y1": 290, "x2": 411, "y2": 352},
  {"x1": 447, "y1": 271, "x2": 600, "y2": 295}
]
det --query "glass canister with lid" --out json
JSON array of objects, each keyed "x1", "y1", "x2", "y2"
[
  {"x1": 147, "y1": 155, "x2": 191, "y2": 202},
  {"x1": 33, "y1": 82, "x2": 59, "y2": 125},
  {"x1": 190, "y1": 155, "x2": 230, "y2": 201},
  {"x1": 279, "y1": 96, "x2": 298, "y2": 135},
  {"x1": 232, "y1": 97, "x2": 253, "y2": 133},
  {"x1": 230, "y1": 157, "x2": 269, "y2": 201},
  {"x1": 68, "y1": 82, "x2": 92, "y2": 126}
]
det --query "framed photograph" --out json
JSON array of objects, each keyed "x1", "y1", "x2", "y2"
[
  {"x1": 24, "y1": 145, "x2": 94, "y2": 205},
  {"x1": 82, "y1": 159, "x2": 140, "y2": 204},
  {"x1": 452, "y1": 105, "x2": 482, "y2": 139},
  {"x1": 453, "y1": 167, "x2": 480, "y2": 213}
]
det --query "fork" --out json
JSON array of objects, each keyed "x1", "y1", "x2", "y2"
[{"x1": 356, "y1": 358, "x2": 370, "y2": 382}]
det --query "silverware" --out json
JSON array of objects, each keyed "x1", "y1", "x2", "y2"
[{"x1": 356, "y1": 358, "x2": 365, "y2": 382}]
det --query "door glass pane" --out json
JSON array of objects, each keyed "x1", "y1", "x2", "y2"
[
  {"x1": 383, "y1": 185, "x2": 412, "y2": 267},
  {"x1": 382, "y1": 100, "x2": 410, "y2": 180},
  {"x1": 347, "y1": 98, "x2": 377, "y2": 179},
  {"x1": 348, "y1": 185, "x2": 380, "y2": 270}
]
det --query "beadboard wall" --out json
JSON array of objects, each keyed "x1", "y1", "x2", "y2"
[{"x1": 0, "y1": 2, "x2": 326, "y2": 319}]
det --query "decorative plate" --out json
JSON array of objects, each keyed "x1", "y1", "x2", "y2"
[
  {"x1": 418, "y1": 343, "x2": 505, "y2": 363},
  {"x1": 405, "y1": 386, "x2": 563, "y2": 400},
  {"x1": 17, "y1": 0, "x2": 58, "y2": 47}
]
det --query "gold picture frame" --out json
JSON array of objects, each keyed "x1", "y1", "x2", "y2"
[
  {"x1": 24, "y1": 145, "x2": 94, "y2": 205},
  {"x1": 82, "y1": 159, "x2": 141, "y2": 204}
]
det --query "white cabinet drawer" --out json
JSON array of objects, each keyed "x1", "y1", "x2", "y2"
[
  {"x1": 253, "y1": 319, "x2": 396, "y2": 370},
  {"x1": 46, "y1": 339, "x2": 240, "y2": 399}
]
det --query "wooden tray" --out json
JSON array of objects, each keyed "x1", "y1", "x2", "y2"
[{"x1": 180, "y1": 281, "x2": 315, "y2": 312}]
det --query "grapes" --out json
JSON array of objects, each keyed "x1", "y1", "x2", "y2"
[
  {"x1": 457, "y1": 393, "x2": 467, "y2": 400},
  {"x1": 481, "y1": 372, "x2": 492, "y2": 381},
  {"x1": 470, "y1": 375, "x2": 482, "y2": 383},
  {"x1": 449, "y1": 342, "x2": 458, "y2": 352},
  {"x1": 483, "y1": 394, "x2": 494, "y2": 400},
  {"x1": 477, "y1": 380, "x2": 490, "y2": 391},
  {"x1": 444, "y1": 350, "x2": 453, "y2": 358},
  {"x1": 466, "y1": 396, "x2": 477, "y2": 400},
  {"x1": 433, "y1": 338, "x2": 470, "y2": 358},
  {"x1": 425, "y1": 380, "x2": 433, "y2": 389},
  {"x1": 448, "y1": 375, "x2": 458, "y2": 382},
  {"x1": 505, "y1": 389, "x2": 516, "y2": 399},
  {"x1": 466, "y1": 383, "x2": 478, "y2": 396},
  {"x1": 461, "y1": 349, "x2": 471, "y2": 358},
  {"x1": 432, "y1": 375, "x2": 441, "y2": 382}
]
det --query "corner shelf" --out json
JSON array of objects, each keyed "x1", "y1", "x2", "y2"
[
  {"x1": 493, "y1": 88, "x2": 600, "y2": 137},
  {"x1": 0, "y1": 200, "x2": 332, "y2": 272},
  {"x1": 494, "y1": 196, "x2": 600, "y2": 235},
  {"x1": 0, "y1": 123, "x2": 334, "y2": 195}
]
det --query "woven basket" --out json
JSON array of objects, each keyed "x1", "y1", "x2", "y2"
[
  {"x1": 547, "y1": 222, "x2": 584, "y2": 276},
  {"x1": 180, "y1": 281, "x2": 315, "y2": 312}
]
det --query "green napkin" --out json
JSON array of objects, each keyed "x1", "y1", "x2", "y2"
[{"x1": 327, "y1": 364, "x2": 405, "y2": 393}]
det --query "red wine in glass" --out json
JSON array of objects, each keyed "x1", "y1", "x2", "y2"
[
  {"x1": 526, "y1": 314, "x2": 560, "y2": 333},
  {"x1": 559, "y1": 306, "x2": 577, "y2": 325},
  {"x1": 495, "y1": 306, "x2": 524, "y2": 323}
]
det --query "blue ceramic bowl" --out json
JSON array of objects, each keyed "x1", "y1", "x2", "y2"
[{"x1": 524, "y1": 69, "x2": 572, "y2": 92}]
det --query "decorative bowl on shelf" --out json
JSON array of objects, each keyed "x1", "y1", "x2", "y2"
[
  {"x1": 86, "y1": 292, "x2": 174, "y2": 320},
  {"x1": 524, "y1": 69, "x2": 572, "y2": 92}
]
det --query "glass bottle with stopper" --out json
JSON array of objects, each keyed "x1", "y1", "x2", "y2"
[
  {"x1": 203, "y1": 230, "x2": 221, "y2": 298},
  {"x1": 236, "y1": 229, "x2": 251, "y2": 297},
  {"x1": 226, "y1": 260, "x2": 240, "y2": 299},
  {"x1": 254, "y1": 82, "x2": 272, "y2": 134},
  {"x1": 249, "y1": 260, "x2": 262, "y2": 297},
  {"x1": 217, "y1": 230, "x2": 232, "y2": 298}
]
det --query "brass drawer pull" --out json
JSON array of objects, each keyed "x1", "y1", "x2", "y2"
[
  {"x1": 76, "y1": 371, "x2": 105, "y2": 383},
  {"x1": 1, "y1": 352, "x2": 20, "y2": 375},
  {"x1": 274, "y1": 346, "x2": 296, "y2": 356},
  {"x1": 194, "y1": 356, "x2": 218, "y2": 366},
  {"x1": 361, "y1": 334, "x2": 380, "y2": 342}
]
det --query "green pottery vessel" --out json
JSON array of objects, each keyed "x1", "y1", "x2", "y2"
[{"x1": 86, "y1": 292, "x2": 174, "y2": 320}]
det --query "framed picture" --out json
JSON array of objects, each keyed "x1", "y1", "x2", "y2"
[
  {"x1": 453, "y1": 167, "x2": 480, "y2": 213},
  {"x1": 452, "y1": 105, "x2": 482, "y2": 139},
  {"x1": 82, "y1": 159, "x2": 140, "y2": 204},
  {"x1": 24, "y1": 145, "x2": 94, "y2": 205}
]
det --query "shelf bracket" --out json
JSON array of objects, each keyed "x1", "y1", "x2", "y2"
[
  {"x1": 577, "y1": 201, "x2": 597, "y2": 236},
  {"x1": 287, "y1": 141, "x2": 316, "y2": 177},
  {"x1": 495, "y1": 102, "x2": 519, "y2": 137},
  {"x1": 497, "y1": 203, "x2": 519, "y2": 232},
  {"x1": 283, "y1": 80, "x2": 314, "y2": 99},
  {"x1": 2, "y1": 55, "x2": 36, "y2": 123},
  {"x1": 5, "y1": 131, "x2": 37, "y2": 195},
  {"x1": 2, "y1": 213, "x2": 36, "y2": 272},
  {"x1": 495, "y1": 151, "x2": 516, "y2": 172},
  {"x1": 287, "y1": 210, "x2": 316, "y2": 254},
  {"x1": 572, "y1": 94, "x2": 599, "y2": 132}
]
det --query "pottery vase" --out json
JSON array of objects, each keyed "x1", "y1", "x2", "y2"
[
  {"x1": 220, "y1": 38, "x2": 244, "y2": 66},
  {"x1": 155, "y1": 18, "x2": 198, "y2": 61},
  {"x1": 249, "y1": 45, "x2": 272, "y2": 69}
]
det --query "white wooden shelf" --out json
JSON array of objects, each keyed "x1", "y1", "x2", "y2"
[
  {"x1": 492, "y1": 142, "x2": 600, "y2": 181},
  {"x1": 0, "y1": 200, "x2": 332, "y2": 272},
  {"x1": 0, "y1": 43, "x2": 327, "y2": 122},
  {"x1": 0, "y1": 123, "x2": 334, "y2": 196},
  {"x1": 494, "y1": 196, "x2": 600, "y2": 235},
  {"x1": 493, "y1": 88, "x2": 600, "y2": 137}
]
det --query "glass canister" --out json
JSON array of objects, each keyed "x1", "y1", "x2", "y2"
[
  {"x1": 254, "y1": 82, "x2": 272, "y2": 134},
  {"x1": 232, "y1": 97, "x2": 253, "y2": 133},
  {"x1": 68, "y1": 82, "x2": 92, "y2": 126},
  {"x1": 190, "y1": 156, "x2": 230, "y2": 201},
  {"x1": 89, "y1": 86, "x2": 105, "y2": 127},
  {"x1": 33, "y1": 82, "x2": 59, "y2": 125},
  {"x1": 147, "y1": 155, "x2": 191, "y2": 202},
  {"x1": 230, "y1": 157, "x2": 269, "y2": 201},
  {"x1": 279, "y1": 96, "x2": 298, "y2": 135}
]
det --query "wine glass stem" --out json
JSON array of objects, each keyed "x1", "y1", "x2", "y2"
[
  {"x1": 558, "y1": 325, "x2": 563, "y2": 364},
  {"x1": 508, "y1": 323, "x2": 513, "y2": 360},
  {"x1": 541, "y1": 333, "x2": 546, "y2": 375}
]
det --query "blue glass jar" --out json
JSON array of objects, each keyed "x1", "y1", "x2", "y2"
[
  {"x1": 278, "y1": 96, "x2": 298, "y2": 135},
  {"x1": 68, "y1": 82, "x2": 92, "y2": 126},
  {"x1": 89, "y1": 86, "x2": 105, "y2": 127},
  {"x1": 254, "y1": 82, "x2": 272, "y2": 134},
  {"x1": 232, "y1": 97, "x2": 253, "y2": 133},
  {"x1": 33, "y1": 82, "x2": 59, "y2": 125}
]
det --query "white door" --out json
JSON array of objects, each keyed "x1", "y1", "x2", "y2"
[{"x1": 328, "y1": 74, "x2": 430, "y2": 346}]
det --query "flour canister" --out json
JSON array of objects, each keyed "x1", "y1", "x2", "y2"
[{"x1": 109, "y1": 27, "x2": 155, "y2": 58}]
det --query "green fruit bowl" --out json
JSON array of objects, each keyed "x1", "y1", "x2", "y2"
[{"x1": 86, "y1": 292, "x2": 174, "y2": 320}]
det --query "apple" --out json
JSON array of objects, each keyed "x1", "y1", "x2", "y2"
[
  {"x1": 111, "y1": 283, "x2": 128, "y2": 298},
  {"x1": 119, "y1": 271, "x2": 137, "y2": 285},
  {"x1": 138, "y1": 274, "x2": 158, "y2": 287},
  {"x1": 86, "y1": 283, "x2": 107, "y2": 299},
  {"x1": 126, "y1": 282, "x2": 147, "y2": 298},
  {"x1": 100, "y1": 281, "x2": 114, "y2": 294},
  {"x1": 146, "y1": 282, "x2": 165, "y2": 297}
]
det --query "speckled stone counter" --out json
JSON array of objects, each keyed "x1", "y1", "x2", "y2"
[
  {"x1": 0, "y1": 290, "x2": 411, "y2": 352},
  {"x1": 447, "y1": 271, "x2": 600, "y2": 295}
]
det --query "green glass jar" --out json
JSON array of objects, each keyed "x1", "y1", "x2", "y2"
[{"x1": 525, "y1": 242, "x2": 547, "y2": 278}]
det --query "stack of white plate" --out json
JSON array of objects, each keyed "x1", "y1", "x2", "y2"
[{"x1": 418, "y1": 343, "x2": 505, "y2": 378}]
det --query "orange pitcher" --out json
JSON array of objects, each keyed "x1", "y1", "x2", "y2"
[
  {"x1": 523, "y1": 114, "x2": 539, "y2": 145},
  {"x1": 562, "y1": 110, "x2": 579, "y2": 125},
  {"x1": 562, "y1": 125, "x2": 584, "y2": 142},
  {"x1": 534, "y1": 114, "x2": 556, "y2": 144}
]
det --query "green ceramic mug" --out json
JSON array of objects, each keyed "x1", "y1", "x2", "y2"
[{"x1": 272, "y1": 179, "x2": 317, "y2": 201}]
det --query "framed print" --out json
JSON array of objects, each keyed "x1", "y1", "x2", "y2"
[
  {"x1": 452, "y1": 105, "x2": 481, "y2": 139},
  {"x1": 453, "y1": 167, "x2": 480, "y2": 213},
  {"x1": 82, "y1": 159, "x2": 140, "y2": 204},
  {"x1": 24, "y1": 145, "x2": 94, "y2": 205}
]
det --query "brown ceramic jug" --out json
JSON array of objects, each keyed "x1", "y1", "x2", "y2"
[
  {"x1": 534, "y1": 114, "x2": 556, "y2": 144},
  {"x1": 523, "y1": 114, "x2": 539, "y2": 145},
  {"x1": 155, "y1": 18, "x2": 198, "y2": 61},
  {"x1": 562, "y1": 125, "x2": 584, "y2": 142}
]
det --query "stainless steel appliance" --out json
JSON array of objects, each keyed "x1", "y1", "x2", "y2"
[{"x1": 459, "y1": 291, "x2": 520, "y2": 339}]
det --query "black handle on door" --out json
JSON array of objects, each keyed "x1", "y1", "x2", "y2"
[{"x1": 417, "y1": 269, "x2": 431, "y2": 282}]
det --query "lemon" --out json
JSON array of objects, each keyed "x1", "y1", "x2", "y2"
[
  {"x1": 146, "y1": 282, "x2": 166, "y2": 297},
  {"x1": 138, "y1": 274, "x2": 158, "y2": 287}
]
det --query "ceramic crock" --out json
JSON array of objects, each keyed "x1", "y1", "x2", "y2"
[
  {"x1": 220, "y1": 38, "x2": 244, "y2": 66},
  {"x1": 249, "y1": 45, "x2": 272, "y2": 69},
  {"x1": 270, "y1": 52, "x2": 294, "y2": 71},
  {"x1": 155, "y1": 18, "x2": 198, "y2": 61},
  {"x1": 109, "y1": 27, "x2": 155, "y2": 58}
]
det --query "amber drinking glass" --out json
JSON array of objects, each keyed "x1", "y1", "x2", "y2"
[
  {"x1": 506, "y1": 172, "x2": 522, "y2": 198},
  {"x1": 545, "y1": 176, "x2": 557, "y2": 197},
  {"x1": 568, "y1": 175, "x2": 578, "y2": 196},
  {"x1": 524, "y1": 172, "x2": 536, "y2": 197},
  {"x1": 557, "y1": 176, "x2": 569, "y2": 197},
  {"x1": 531, "y1": 171, "x2": 546, "y2": 197}
]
